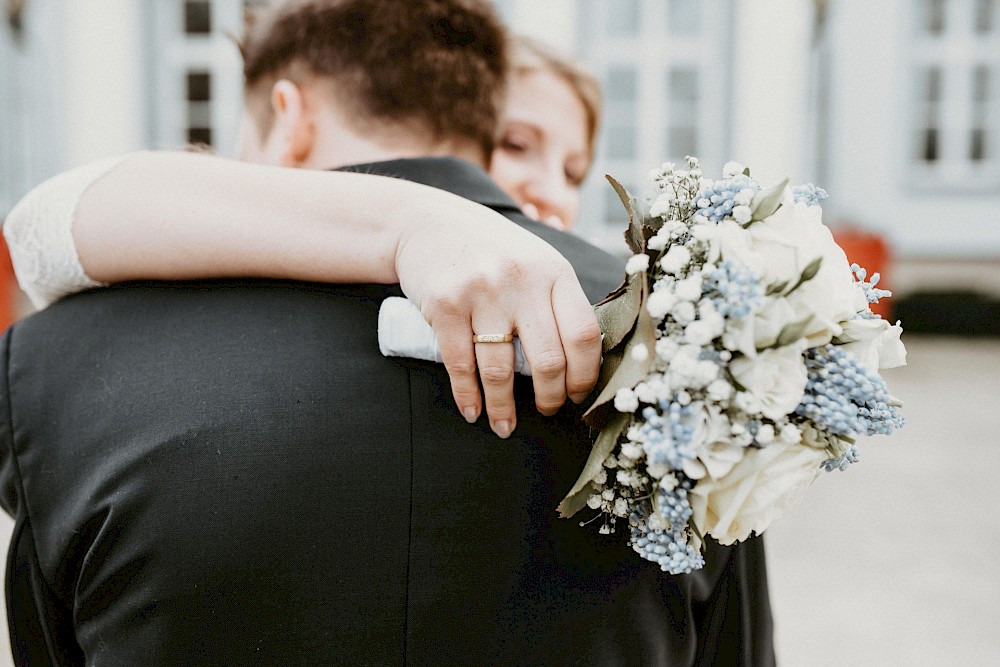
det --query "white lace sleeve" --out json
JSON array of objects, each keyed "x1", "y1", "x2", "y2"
[{"x1": 3, "y1": 155, "x2": 127, "y2": 309}]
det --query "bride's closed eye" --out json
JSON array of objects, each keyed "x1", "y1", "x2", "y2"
[{"x1": 499, "y1": 127, "x2": 538, "y2": 155}]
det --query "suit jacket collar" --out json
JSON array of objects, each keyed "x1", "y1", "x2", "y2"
[{"x1": 335, "y1": 157, "x2": 521, "y2": 214}]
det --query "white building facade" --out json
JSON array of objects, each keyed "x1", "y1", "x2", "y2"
[{"x1": 2, "y1": 0, "x2": 998, "y2": 295}]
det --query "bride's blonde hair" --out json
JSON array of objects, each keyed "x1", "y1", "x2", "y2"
[{"x1": 509, "y1": 36, "x2": 603, "y2": 170}]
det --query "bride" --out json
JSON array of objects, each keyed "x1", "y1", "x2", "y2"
[{"x1": 5, "y1": 37, "x2": 604, "y2": 438}]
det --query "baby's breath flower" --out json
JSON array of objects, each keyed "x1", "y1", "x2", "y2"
[
  {"x1": 626, "y1": 253, "x2": 651, "y2": 275},
  {"x1": 614, "y1": 388, "x2": 640, "y2": 413}
]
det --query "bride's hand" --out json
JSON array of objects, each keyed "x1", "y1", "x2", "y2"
[{"x1": 394, "y1": 199, "x2": 601, "y2": 438}]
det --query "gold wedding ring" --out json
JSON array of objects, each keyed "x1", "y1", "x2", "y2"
[{"x1": 473, "y1": 334, "x2": 514, "y2": 344}]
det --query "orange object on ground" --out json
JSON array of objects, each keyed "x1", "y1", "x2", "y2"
[
  {"x1": 832, "y1": 227, "x2": 892, "y2": 320},
  {"x1": 0, "y1": 236, "x2": 19, "y2": 331}
]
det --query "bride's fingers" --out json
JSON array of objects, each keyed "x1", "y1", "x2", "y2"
[
  {"x1": 551, "y1": 275, "x2": 602, "y2": 403},
  {"x1": 515, "y1": 306, "x2": 569, "y2": 417},
  {"x1": 430, "y1": 309, "x2": 483, "y2": 424},
  {"x1": 471, "y1": 316, "x2": 517, "y2": 438}
]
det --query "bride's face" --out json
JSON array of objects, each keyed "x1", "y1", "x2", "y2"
[{"x1": 489, "y1": 69, "x2": 591, "y2": 231}]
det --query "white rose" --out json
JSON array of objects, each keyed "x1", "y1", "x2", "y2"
[
  {"x1": 728, "y1": 342, "x2": 808, "y2": 420},
  {"x1": 837, "y1": 318, "x2": 907, "y2": 371},
  {"x1": 684, "y1": 406, "x2": 747, "y2": 481},
  {"x1": 747, "y1": 195, "x2": 868, "y2": 344},
  {"x1": 721, "y1": 295, "x2": 808, "y2": 358},
  {"x1": 689, "y1": 440, "x2": 827, "y2": 545}
]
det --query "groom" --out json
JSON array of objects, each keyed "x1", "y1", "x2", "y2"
[{"x1": 0, "y1": 0, "x2": 773, "y2": 664}]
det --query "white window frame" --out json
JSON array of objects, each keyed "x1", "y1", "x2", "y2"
[
  {"x1": 575, "y1": 0, "x2": 733, "y2": 248},
  {"x1": 147, "y1": 0, "x2": 247, "y2": 157},
  {"x1": 907, "y1": 0, "x2": 1000, "y2": 191}
]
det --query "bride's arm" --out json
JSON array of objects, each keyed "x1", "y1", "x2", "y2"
[{"x1": 4, "y1": 151, "x2": 601, "y2": 438}]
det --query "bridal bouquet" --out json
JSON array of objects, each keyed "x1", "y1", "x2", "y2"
[{"x1": 558, "y1": 157, "x2": 906, "y2": 574}]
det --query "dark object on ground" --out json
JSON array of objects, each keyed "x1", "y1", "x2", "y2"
[{"x1": 894, "y1": 291, "x2": 1000, "y2": 337}]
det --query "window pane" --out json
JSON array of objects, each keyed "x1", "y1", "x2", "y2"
[
  {"x1": 606, "y1": 126, "x2": 637, "y2": 160},
  {"x1": 975, "y1": 0, "x2": 995, "y2": 32},
  {"x1": 185, "y1": 1, "x2": 212, "y2": 35},
  {"x1": 925, "y1": 0, "x2": 946, "y2": 33},
  {"x1": 187, "y1": 127, "x2": 213, "y2": 145},
  {"x1": 668, "y1": 127, "x2": 698, "y2": 161},
  {"x1": 606, "y1": 67, "x2": 638, "y2": 102},
  {"x1": 669, "y1": 68, "x2": 699, "y2": 104},
  {"x1": 922, "y1": 128, "x2": 940, "y2": 161},
  {"x1": 667, "y1": 0, "x2": 701, "y2": 35},
  {"x1": 187, "y1": 103, "x2": 212, "y2": 128},
  {"x1": 970, "y1": 66, "x2": 990, "y2": 161},
  {"x1": 917, "y1": 67, "x2": 941, "y2": 163},
  {"x1": 187, "y1": 71, "x2": 211, "y2": 102},
  {"x1": 606, "y1": 0, "x2": 640, "y2": 36}
]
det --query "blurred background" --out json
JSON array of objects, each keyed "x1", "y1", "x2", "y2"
[{"x1": 1, "y1": 0, "x2": 998, "y2": 664}]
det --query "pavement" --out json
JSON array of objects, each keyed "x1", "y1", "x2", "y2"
[{"x1": 0, "y1": 334, "x2": 996, "y2": 665}]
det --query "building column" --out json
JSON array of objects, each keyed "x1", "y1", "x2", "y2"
[{"x1": 730, "y1": 0, "x2": 815, "y2": 184}]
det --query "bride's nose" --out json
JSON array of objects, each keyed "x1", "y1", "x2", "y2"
[{"x1": 519, "y1": 178, "x2": 576, "y2": 231}]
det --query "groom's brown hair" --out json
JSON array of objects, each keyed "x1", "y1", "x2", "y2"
[{"x1": 241, "y1": 0, "x2": 508, "y2": 163}]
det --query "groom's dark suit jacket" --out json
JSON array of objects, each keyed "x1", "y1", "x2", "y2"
[{"x1": 0, "y1": 158, "x2": 773, "y2": 666}]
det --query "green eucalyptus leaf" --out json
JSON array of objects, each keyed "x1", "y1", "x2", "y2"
[
  {"x1": 774, "y1": 315, "x2": 814, "y2": 347},
  {"x1": 557, "y1": 481, "x2": 600, "y2": 519},
  {"x1": 799, "y1": 256, "x2": 823, "y2": 283},
  {"x1": 594, "y1": 272, "x2": 643, "y2": 353},
  {"x1": 583, "y1": 289, "x2": 656, "y2": 428},
  {"x1": 606, "y1": 175, "x2": 645, "y2": 254},
  {"x1": 557, "y1": 411, "x2": 630, "y2": 518},
  {"x1": 750, "y1": 177, "x2": 789, "y2": 222},
  {"x1": 765, "y1": 280, "x2": 789, "y2": 296},
  {"x1": 785, "y1": 256, "x2": 824, "y2": 295}
]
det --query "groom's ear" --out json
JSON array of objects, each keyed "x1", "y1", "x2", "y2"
[{"x1": 269, "y1": 79, "x2": 317, "y2": 167}]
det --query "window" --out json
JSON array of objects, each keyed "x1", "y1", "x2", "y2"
[
  {"x1": 667, "y1": 0, "x2": 701, "y2": 35},
  {"x1": 575, "y1": 0, "x2": 733, "y2": 239},
  {"x1": 147, "y1": 1, "x2": 246, "y2": 155},
  {"x1": 975, "y1": 0, "x2": 995, "y2": 32},
  {"x1": 606, "y1": 0, "x2": 640, "y2": 37},
  {"x1": 917, "y1": 66, "x2": 942, "y2": 162},
  {"x1": 184, "y1": 1, "x2": 212, "y2": 35},
  {"x1": 925, "y1": 0, "x2": 947, "y2": 34},
  {"x1": 186, "y1": 70, "x2": 213, "y2": 146},
  {"x1": 666, "y1": 68, "x2": 699, "y2": 160},
  {"x1": 604, "y1": 66, "x2": 638, "y2": 161},
  {"x1": 970, "y1": 65, "x2": 991, "y2": 161},
  {"x1": 909, "y1": 0, "x2": 999, "y2": 187}
]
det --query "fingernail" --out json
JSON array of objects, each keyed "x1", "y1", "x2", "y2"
[
  {"x1": 569, "y1": 392, "x2": 589, "y2": 404},
  {"x1": 462, "y1": 407, "x2": 478, "y2": 424},
  {"x1": 494, "y1": 420, "x2": 512, "y2": 438}
]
